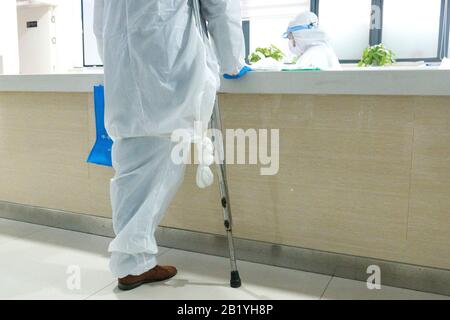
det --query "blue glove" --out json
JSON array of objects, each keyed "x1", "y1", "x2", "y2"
[{"x1": 223, "y1": 66, "x2": 252, "y2": 79}]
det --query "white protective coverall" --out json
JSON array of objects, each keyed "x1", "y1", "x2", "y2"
[
  {"x1": 94, "y1": 0, "x2": 245, "y2": 278},
  {"x1": 287, "y1": 12, "x2": 341, "y2": 70}
]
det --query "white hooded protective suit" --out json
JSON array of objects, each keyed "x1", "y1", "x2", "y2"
[
  {"x1": 94, "y1": 0, "x2": 245, "y2": 278},
  {"x1": 286, "y1": 12, "x2": 340, "y2": 70}
]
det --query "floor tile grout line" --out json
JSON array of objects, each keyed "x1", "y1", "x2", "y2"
[
  {"x1": 83, "y1": 280, "x2": 117, "y2": 300},
  {"x1": 319, "y1": 276, "x2": 334, "y2": 300}
]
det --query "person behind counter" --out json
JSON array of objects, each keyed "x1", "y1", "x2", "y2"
[{"x1": 283, "y1": 11, "x2": 341, "y2": 70}]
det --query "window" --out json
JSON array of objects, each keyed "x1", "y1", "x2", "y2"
[
  {"x1": 317, "y1": 0, "x2": 372, "y2": 60},
  {"x1": 311, "y1": 0, "x2": 450, "y2": 62},
  {"x1": 82, "y1": 0, "x2": 102, "y2": 67},
  {"x1": 241, "y1": 0, "x2": 310, "y2": 58},
  {"x1": 382, "y1": 0, "x2": 442, "y2": 59}
]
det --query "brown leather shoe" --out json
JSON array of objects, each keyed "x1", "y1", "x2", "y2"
[{"x1": 118, "y1": 265, "x2": 178, "y2": 291}]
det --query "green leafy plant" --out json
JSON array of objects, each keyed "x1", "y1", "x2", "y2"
[
  {"x1": 358, "y1": 44, "x2": 396, "y2": 67},
  {"x1": 249, "y1": 45, "x2": 285, "y2": 63}
]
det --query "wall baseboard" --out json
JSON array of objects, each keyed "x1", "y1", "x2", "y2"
[{"x1": 0, "y1": 200, "x2": 449, "y2": 297}]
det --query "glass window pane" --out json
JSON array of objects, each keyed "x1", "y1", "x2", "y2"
[
  {"x1": 241, "y1": 0, "x2": 309, "y2": 19},
  {"x1": 248, "y1": 17, "x2": 299, "y2": 56},
  {"x1": 242, "y1": 0, "x2": 310, "y2": 58},
  {"x1": 318, "y1": 0, "x2": 372, "y2": 60},
  {"x1": 382, "y1": 0, "x2": 441, "y2": 59},
  {"x1": 82, "y1": 0, "x2": 103, "y2": 66}
]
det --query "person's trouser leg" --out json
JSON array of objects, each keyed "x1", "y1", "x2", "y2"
[{"x1": 108, "y1": 136, "x2": 186, "y2": 278}]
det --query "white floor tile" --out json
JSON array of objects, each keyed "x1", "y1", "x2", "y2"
[
  {"x1": 0, "y1": 227, "x2": 114, "y2": 300},
  {"x1": 0, "y1": 218, "x2": 47, "y2": 245},
  {"x1": 322, "y1": 277, "x2": 450, "y2": 300},
  {"x1": 1, "y1": 219, "x2": 449, "y2": 300},
  {"x1": 89, "y1": 249, "x2": 331, "y2": 300},
  {"x1": 0, "y1": 220, "x2": 171, "y2": 300}
]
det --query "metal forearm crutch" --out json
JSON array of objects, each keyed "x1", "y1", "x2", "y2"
[
  {"x1": 192, "y1": 0, "x2": 241, "y2": 288},
  {"x1": 210, "y1": 98, "x2": 241, "y2": 288}
]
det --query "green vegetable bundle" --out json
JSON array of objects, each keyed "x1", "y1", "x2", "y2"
[
  {"x1": 358, "y1": 44, "x2": 396, "y2": 67},
  {"x1": 249, "y1": 45, "x2": 285, "y2": 64}
]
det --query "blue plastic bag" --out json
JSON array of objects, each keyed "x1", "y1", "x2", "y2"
[{"x1": 87, "y1": 85, "x2": 113, "y2": 167}]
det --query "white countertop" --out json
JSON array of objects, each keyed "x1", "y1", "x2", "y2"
[{"x1": 0, "y1": 68, "x2": 449, "y2": 96}]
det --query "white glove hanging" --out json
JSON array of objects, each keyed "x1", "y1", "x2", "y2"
[{"x1": 195, "y1": 136, "x2": 215, "y2": 189}]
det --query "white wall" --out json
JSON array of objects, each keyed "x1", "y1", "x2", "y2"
[
  {"x1": 0, "y1": 0, "x2": 20, "y2": 74},
  {"x1": 17, "y1": 5, "x2": 56, "y2": 74},
  {"x1": 17, "y1": 0, "x2": 83, "y2": 74}
]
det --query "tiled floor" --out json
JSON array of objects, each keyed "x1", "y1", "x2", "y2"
[{"x1": 0, "y1": 218, "x2": 448, "y2": 300}]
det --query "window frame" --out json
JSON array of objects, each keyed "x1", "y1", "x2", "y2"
[
  {"x1": 242, "y1": 20, "x2": 251, "y2": 64},
  {"x1": 310, "y1": 0, "x2": 450, "y2": 63}
]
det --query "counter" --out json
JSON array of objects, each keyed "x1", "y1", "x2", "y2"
[
  {"x1": 1, "y1": 70, "x2": 450, "y2": 272},
  {"x1": 0, "y1": 68, "x2": 449, "y2": 95}
]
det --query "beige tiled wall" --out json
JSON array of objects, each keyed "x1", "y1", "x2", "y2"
[{"x1": 0, "y1": 92, "x2": 449, "y2": 270}]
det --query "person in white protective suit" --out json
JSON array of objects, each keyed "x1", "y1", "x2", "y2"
[
  {"x1": 283, "y1": 11, "x2": 341, "y2": 70},
  {"x1": 93, "y1": 0, "x2": 248, "y2": 291}
]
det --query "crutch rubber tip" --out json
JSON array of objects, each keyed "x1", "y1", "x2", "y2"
[{"x1": 230, "y1": 271, "x2": 242, "y2": 288}]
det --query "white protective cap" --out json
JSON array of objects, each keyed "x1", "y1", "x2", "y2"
[
  {"x1": 288, "y1": 11, "x2": 319, "y2": 29},
  {"x1": 287, "y1": 11, "x2": 330, "y2": 55}
]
